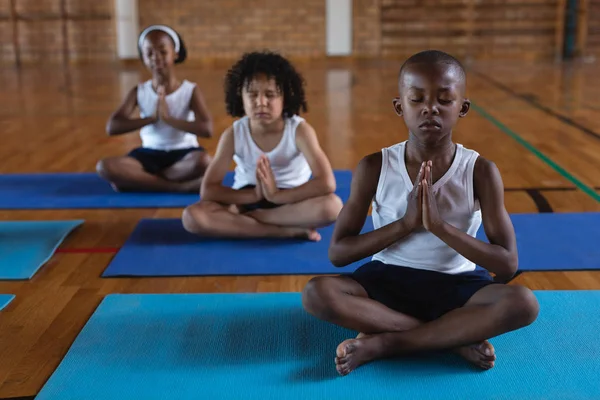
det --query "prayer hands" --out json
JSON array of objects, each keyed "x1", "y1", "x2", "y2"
[
  {"x1": 403, "y1": 161, "x2": 424, "y2": 231},
  {"x1": 257, "y1": 155, "x2": 279, "y2": 203},
  {"x1": 421, "y1": 161, "x2": 443, "y2": 233},
  {"x1": 156, "y1": 86, "x2": 170, "y2": 120}
]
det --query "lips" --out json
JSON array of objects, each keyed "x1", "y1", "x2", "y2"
[{"x1": 419, "y1": 119, "x2": 441, "y2": 129}]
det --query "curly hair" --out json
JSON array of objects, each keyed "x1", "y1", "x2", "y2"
[{"x1": 224, "y1": 51, "x2": 308, "y2": 118}]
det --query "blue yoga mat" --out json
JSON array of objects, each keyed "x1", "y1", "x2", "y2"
[
  {"x1": 0, "y1": 294, "x2": 15, "y2": 311},
  {"x1": 36, "y1": 291, "x2": 600, "y2": 400},
  {"x1": 0, "y1": 220, "x2": 83, "y2": 280},
  {"x1": 103, "y1": 212, "x2": 598, "y2": 277},
  {"x1": 102, "y1": 218, "x2": 373, "y2": 277},
  {"x1": 476, "y1": 212, "x2": 600, "y2": 271},
  {"x1": 0, "y1": 171, "x2": 353, "y2": 209}
]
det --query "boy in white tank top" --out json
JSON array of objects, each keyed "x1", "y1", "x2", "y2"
[
  {"x1": 302, "y1": 50, "x2": 539, "y2": 375},
  {"x1": 182, "y1": 51, "x2": 342, "y2": 240},
  {"x1": 97, "y1": 25, "x2": 213, "y2": 193}
]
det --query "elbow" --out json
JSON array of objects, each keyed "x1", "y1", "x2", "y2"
[
  {"x1": 321, "y1": 175, "x2": 336, "y2": 194},
  {"x1": 495, "y1": 253, "x2": 519, "y2": 282},
  {"x1": 199, "y1": 182, "x2": 211, "y2": 200},
  {"x1": 327, "y1": 243, "x2": 346, "y2": 268},
  {"x1": 198, "y1": 121, "x2": 214, "y2": 138},
  {"x1": 200, "y1": 182, "x2": 218, "y2": 202},
  {"x1": 105, "y1": 119, "x2": 116, "y2": 136}
]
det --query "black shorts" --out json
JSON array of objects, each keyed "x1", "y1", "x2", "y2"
[
  {"x1": 236, "y1": 184, "x2": 284, "y2": 213},
  {"x1": 349, "y1": 260, "x2": 497, "y2": 322},
  {"x1": 128, "y1": 147, "x2": 205, "y2": 175}
]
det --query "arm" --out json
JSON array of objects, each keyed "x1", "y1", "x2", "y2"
[
  {"x1": 200, "y1": 127, "x2": 261, "y2": 205},
  {"x1": 162, "y1": 86, "x2": 213, "y2": 138},
  {"x1": 328, "y1": 153, "x2": 421, "y2": 267},
  {"x1": 268, "y1": 122, "x2": 336, "y2": 205},
  {"x1": 430, "y1": 157, "x2": 518, "y2": 281},
  {"x1": 106, "y1": 86, "x2": 156, "y2": 136}
]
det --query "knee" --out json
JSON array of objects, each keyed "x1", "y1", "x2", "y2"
[
  {"x1": 182, "y1": 203, "x2": 211, "y2": 235},
  {"x1": 318, "y1": 194, "x2": 343, "y2": 224},
  {"x1": 302, "y1": 276, "x2": 338, "y2": 318},
  {"x1": 96, "y1": 159, "x2": 112, "y2": 180},
  {"x1": 198, "y1": 151, "x2": 212, "y2": 169},
  {"x1": 503, "y1": 285, "x2": 540, "y2": 327},
  {"x1": 96, "y1": 158, "x2": 122, "y2": 183}
]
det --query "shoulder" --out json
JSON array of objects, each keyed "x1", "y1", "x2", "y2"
[
  {"x1": 474, "y1": 156, "x2": 501, "y2": 181},
  {"x1": 295, "y1": 119, "x2": 315, "y2": 139},
  {"x1": 137, "y1": 80, "x2": 152, "y2": 91},
  {"x1": 182, "y1": 79, "x2": 197, "y2": 89},
  {"x1": 355, "y1": 152, "x2": 382, "y2": 186},
  {"x1": 473, "y1": 156, "x2": 504, "y2": 198},
  {"x1": 232, "y1": 116, "x2": 248, "y2": 131},
  {"x1": 293, "y1": 120, "x2": 320, "y2": 150},
  {"x1": 221, "y1": 125, "x2": 234, "y2": 140},
  {"x1": 348, "y1": 152, "x2": 382, "y2": 201},
  {"x1": 215, "y1": 125, "x2": 235, "y2": 151},
  {"x1": 120, "y1": 85, "x2": 140, "y2": 106},
  {"x1": 127, "y1": 85, "x2": 140, "y2": 97}
]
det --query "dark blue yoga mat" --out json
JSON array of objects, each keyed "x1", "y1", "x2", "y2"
[
  {"x1": 476, "y1": 212, "x2": 600, "y2": 271},
  {"x1": 0, "y1": 171, "x2": 352, "y2": 209},
  {"x1": 103, "y1": 212, "x2": 598, "y2": 277},
  {"x1": 36, "y1": 291, "x2": 600, "y2": 400},
  {"x1": 102, "y1": 217, "x2": 373, "y2": 277},
  {"x1": 0, "y1": 220, "x2": 83, "y2": 280},
  {"x1": 0, "y1": 294, "x2": 15, "y2": 311}
]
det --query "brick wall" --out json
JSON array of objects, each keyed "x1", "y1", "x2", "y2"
[
  {"x1": 378, "y1": 0, "x2": 565, "y2": 61},
  {"x1": 353, "y1": 0, "x2": 381, "y2": 56},
  {"x1": 0, "y1": 0, "x2": 115, "y2": 65},
  {"x1": 585, "y1": 0, "x2": 600, "y2": 57},
  {"x1": 0, "y1": 0, "x2": 583, "y2": 65},
  {"x1": 139, "y1": 0, "x2": 325, "y2": 60}
]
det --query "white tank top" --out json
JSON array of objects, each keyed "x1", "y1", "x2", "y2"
[
  {"x1": 137, "y1": 80, "x2": 200, "y2": 150},
  {"x1": 371, "y1": 141, "x2": 482, "y2": 275},
  {"x1": 231, "y1": 115, "x2": 312, "y2": 189}
]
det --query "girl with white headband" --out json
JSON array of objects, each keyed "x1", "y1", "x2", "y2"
[{"x1": 97, "y1": 25, "x2": 213, "y2": 193}]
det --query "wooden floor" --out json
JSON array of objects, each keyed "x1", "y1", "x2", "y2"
[{"x1": 0, "y1": 59, "x2": 599, "y2": 397}]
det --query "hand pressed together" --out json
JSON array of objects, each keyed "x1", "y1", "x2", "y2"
[
  {"x1": 404, "y1": 160, "x2": 444, "y2": 234},
  {"x1": 256, "y1": 154, "x2": 280, "y2": 203}
]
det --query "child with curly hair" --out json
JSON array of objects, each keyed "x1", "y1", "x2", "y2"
[{"x1": 182, "y1": 51, "x2": 342, "y2": 241}]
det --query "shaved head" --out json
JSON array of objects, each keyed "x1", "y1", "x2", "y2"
[{"x1": 399, "y1": 50, "x2": 466, "y2": 93}]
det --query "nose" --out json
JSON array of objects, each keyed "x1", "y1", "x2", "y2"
[
  {"x1": 255, "y1": 94, "x2": 268, "y2": 107},
  {"x1": 421, "y1": 100, "x2": 439, "y2": 116}
]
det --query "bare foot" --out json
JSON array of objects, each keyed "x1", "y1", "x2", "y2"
[
  {"x1": 454, "y1": 340, "x2": 496, "y2": 370},
  {"x1": 286, "y1": 228, "x2": 321, "y2": 241},
  {"x1": 180, "y1": 177, "x2": 202, "y2": 193},
  {"x1": 335, "y1": 335, "x2": 382, "y2": 376}
]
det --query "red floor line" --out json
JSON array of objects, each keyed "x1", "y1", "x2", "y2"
[{"x1": 56, "y1": 247, "x2": 120, "y2": 254}]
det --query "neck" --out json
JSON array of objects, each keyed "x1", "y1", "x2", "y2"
[
  {"x1": 406, "y1": 131, "x2": 456, "y2": 162},
  {"x1": 249, "y1": 117, "x2": 285, "y2": 136},
  {"x1": 152, "y1": 72, "x2": 177, "y2": 90}
]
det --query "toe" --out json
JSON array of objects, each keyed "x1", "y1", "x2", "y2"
[{"x1": 336, "y1": 339, "x2": 354, "y2": 359}]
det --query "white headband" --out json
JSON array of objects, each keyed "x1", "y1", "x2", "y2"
[{"x1": 138, "y1": 25, "x2": 180, "y2": 53}]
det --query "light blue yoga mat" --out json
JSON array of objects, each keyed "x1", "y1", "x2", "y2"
[
  {"x1": 0, "y1": 294, "x2": 15, "y2": 311},
  {"x1": 36, "y1": 291, "x2": 600, "y2": 400},
  {"x1": 0, "y1": 220, "x2": 83, "y2": 280}
]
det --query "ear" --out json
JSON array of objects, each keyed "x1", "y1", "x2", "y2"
[
  {"x1": 459, "y1": 99, "x2": 471, "y2": 118},
  {"x1": 392, "y1": 97, "x2": 403, "y2": 116}
]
